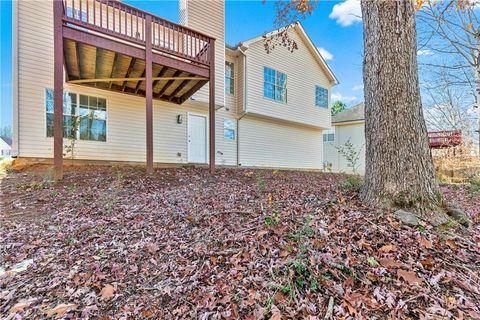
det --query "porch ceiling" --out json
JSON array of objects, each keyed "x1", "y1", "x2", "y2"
[{"x1": 63, "y1": 38, "x2": 208, "y2": 104}]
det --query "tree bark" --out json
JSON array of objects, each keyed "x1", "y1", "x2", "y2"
[{"x1": 360, "y1": 0, "x2": 447, "y2": 223}]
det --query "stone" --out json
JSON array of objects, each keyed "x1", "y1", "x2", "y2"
[
  {"x1": 446, "y1": 208, "x2": 472, "y2": 228},
  {"x1": 394, "y1": 209, "x2": 419, "y2": 227}
]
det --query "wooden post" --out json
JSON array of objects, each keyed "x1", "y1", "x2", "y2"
[
  {"x1": 53, "y1": 0, "x2": 64, "y2": 180},
  {"x1": 209, "y1": 39, "x2": 216, "y2": 174},
  {"x1": 145, "y1": 15, "x2": 154, "y2": 174}
]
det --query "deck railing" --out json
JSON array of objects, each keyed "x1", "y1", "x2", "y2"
[
  {"x1": 428, "y1": 130, "x2": 462, "y2": 148},
  {"x1": 62, "y1": 0, "x2": 213, "y2": 66}
]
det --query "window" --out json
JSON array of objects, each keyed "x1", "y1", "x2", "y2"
[
  {"x1": 46, "y1": 89, "x2": 107, "y2": 142},
  {"x1": 264, "y1": 67, "x2": 287, "y2": 103},
  {"x1": 323, "y1": 128, "x2": 335, "y2": 142},
  {"x1": 46, "y1": 89, "x2": 77, "y2": 139},
  {"x1": 315, "y1": 86, "x2": 329, "y2": 108},
  {"x1": 223, "y1": 119, "x2": 235, "y2": 140},
  {"x1": 225, "y1": 61, "x2": 234, "y2": 95},
  {"x1": 79, "y1": 95, "x2": 107, "y2": 141}
]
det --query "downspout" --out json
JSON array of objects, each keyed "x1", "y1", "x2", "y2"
[
  {"x1": 12, "y1": 0, "x2": 19, "y2": 157},
  {"x1": 236, "y1": 45, "x2": 248, "y2": 166}
]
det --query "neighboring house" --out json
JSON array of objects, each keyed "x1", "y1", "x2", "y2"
[
  {"x1": 323, "y1": 103, "x2": 366, "y2": 174},
  {"x1": 0, "y1": 136, "x2": 12, "y2": 157},
  {"x1": 12, "y1": 0, "x2": 337, "y2": 174}
]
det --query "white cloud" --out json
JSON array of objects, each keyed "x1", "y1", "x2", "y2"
[
  {"x1": 331, "y1": 92, "x2": 358, "y2": 103},
  {"x1": 329, "y1": 0, "x2": 362, "y2": 27},
  {"x1": 352, "y1": 84, "x2": 363, "y2": 91},
  {"x1": 317, "y1": 47, "x2": 333, "y2": 61},
  {"x1": 417, "y1": 49, "x2": 433, "y2": 56}
]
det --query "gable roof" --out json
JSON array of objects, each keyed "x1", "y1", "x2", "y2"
[
  {"x1": 332, "y1": 103, "x2": 365, "y2": 124},
  {"x1": 1, "y1": 136, "x2": 12, "y2": 147},
  {"x1": 235, "y1": 22, "x2": 339, "y2": 85}
]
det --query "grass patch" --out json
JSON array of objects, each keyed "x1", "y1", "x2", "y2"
[{"x1": 339, "y1": 174, "x2": 363, "y2": 192}]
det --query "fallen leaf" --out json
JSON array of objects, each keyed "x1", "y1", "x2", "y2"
[
  {"x1": 379, "y1": 257, "x2": 402, "y2": 269},
  {"x1": 100, "y1": 284, "x2": 115, "y2": 300},
  {"x1": 420, "y1": 258, "x2": 435, "y2": 268},
  {"x1": 445, "y1": 239, "x2": 457, "y2": 249},
  {"x1": 419, "y1": 238, "x2": 433, "y2": 249},
  {"x1": 10, "y1": 299, "x2": 35, "y2": 314},
  {"x1": 46, "y1": 303, "x2": 77, "y2": 318},
  {"x1": 398, "y1": 269, "x2": 423, "y2": 285},
  {"x1": 378, "y1": 244, "x2": 396, "y2": 253},
  {"x1": 342, "y1": 299, "x2": 357, "y2": 316},
  {"x1": 367, "y1": 257, "x2": 379, "y2": 267}
]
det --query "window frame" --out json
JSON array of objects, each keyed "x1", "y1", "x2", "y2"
[
  {"x1": 323, "y1": 128, "x2": 335, "y2": 142},
  {"x1": 45, "y1": 89, "x2": 108, "y2": 143},
  {"x1": 263, "y1": 66, "x2": 287, "y2": 103},
  {"x1": 225, "y1": 61, "x2": 235, "y2": 95},
  {"x1": 223, "y1": 118, "x2": 236, "y2": 141},
  {"x1": 315, "y1": 85, "x2": 329, "y2": 109}
]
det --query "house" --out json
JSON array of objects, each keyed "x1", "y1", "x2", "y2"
[
  {"x1": 0, "y1": 136, "x2": 12, "y2": 157},
  {"x1": 11, "y1": 0, "x2": 338, "y2": 178},
  {"x1": 323, "y1": 103, "x2": 365, "y2": 174}
]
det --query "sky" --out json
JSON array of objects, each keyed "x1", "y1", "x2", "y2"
[{"x1": 0, "y1": 0, "x2": 365, "y2": 129}]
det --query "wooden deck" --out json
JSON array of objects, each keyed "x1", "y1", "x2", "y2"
[
  {"x1": 53, "y1": 0, "x2": 216, "y2": 179},
  {"x1": 63, "y1": 38, "x2": 208, "y2": 104}
]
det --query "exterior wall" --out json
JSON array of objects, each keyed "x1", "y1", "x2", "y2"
[
  {"x1": 323, "y1": 122, "x2": 366, "y2": 174},
  {"x1": 15, "y1": 1, "x2": 330, "y2": 171},
  {"x1": 214, "y1": 50, "x2": 239, "y2": 166},
  {"x1": 238, "y1": 115, "x2": 323, "y2": 169},
  {"x1": 179, "y1": 0, "x2": 225, "y2": 107},
  {"x1": 15, "y1": 1, "x2": 236, "y2": 165},
  {"x1": 244, "y1": 27, "x2": 333, "y2": 129}
]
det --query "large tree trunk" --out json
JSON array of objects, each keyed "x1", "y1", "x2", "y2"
[{"x1": 360, "y1": 0, "x2": 447, "y2": 223}]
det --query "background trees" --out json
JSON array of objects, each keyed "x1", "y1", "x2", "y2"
[{"x1": 331, "y1": 100, "x2": 347, "y2": 116}]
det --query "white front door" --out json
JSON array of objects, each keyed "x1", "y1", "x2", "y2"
[{"x1": 187, "y1": 114, "x2": 207, "y2": 163}]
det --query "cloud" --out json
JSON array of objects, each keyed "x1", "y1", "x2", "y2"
[
  {"x1": 317, "y1": 47, "x2": 333, "y2": 61},
  {"x1": 417, "y1": 49, "x2": 433, "y2": 56},
  {"x1": 352, "y1": 84, "x2": 363, "y2": 91},
  {"x1": 329, "y1": 0, "x2": 362, "y2": 27},
  {"x1": 331, "y1": 92, "x2": 358, "y2": 103}
]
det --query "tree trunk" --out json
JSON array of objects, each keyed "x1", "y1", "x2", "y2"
[{"x1": 360, "y1": 0, "x2": 447, "y2": 223}]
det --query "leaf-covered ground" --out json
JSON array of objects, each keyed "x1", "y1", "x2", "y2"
[{"x1": 0, "y1": 166, "x2": 479, "y2": 319}]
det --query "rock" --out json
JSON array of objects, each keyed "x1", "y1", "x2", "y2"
[
  {"x1": 394, "y1": 209, "x2": 419, "y2": 227},
  {"x1": 446, "y1": 208, "x2": 472, "y2": 228}
]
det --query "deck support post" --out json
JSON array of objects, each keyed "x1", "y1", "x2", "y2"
[
  {"x1": 145, "y1": 15, "x2": 154, "y2": 174},
  {"x1": 209, "y1": 39, "x2": 216, "y2": 174},
  {"x1": 53, "y1": 1, "x2": 64, "y2": 181}
]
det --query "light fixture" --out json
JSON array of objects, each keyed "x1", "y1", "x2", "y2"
[{"x1": 177, "y1": 114, "x2": 183, "y2": 124}]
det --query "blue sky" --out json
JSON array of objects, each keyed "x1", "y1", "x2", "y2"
[{"x1": 0, "y1": 0, "x2": 364, "y2": 129}]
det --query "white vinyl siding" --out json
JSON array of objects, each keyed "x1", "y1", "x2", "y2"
[
  {"x1": 245, "y1": 27, "x2": 332, "y2": 128},
  {"x1": 179, "y1": 0, "x2": 225, "y2": 107},
  {"x1": 16, "y1": 1, "x2": 232, "y2": 164},
  {"x1": 323, "y1": 123, "x2": 366, "y2": 174},
  {"x1": 239, "y1": 115, "x2": 323, "y2": 169}
]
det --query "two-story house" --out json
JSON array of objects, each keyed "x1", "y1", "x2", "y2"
[{"x1": 11, "y1": 0, "x2": 338, "y2": 178}]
